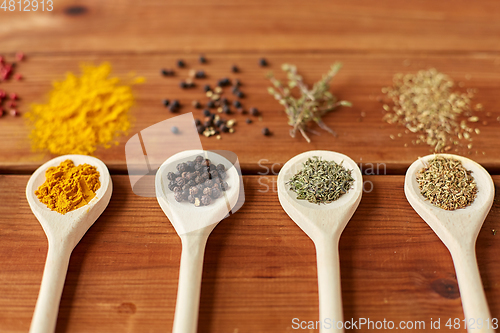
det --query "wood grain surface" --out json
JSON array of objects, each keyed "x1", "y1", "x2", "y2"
[
  {"x1": 1, "y1": 52, "x2": 500, "y2": 174},
  {"x1": 2, "y1": 1, "x2": 500, "y2": 332},
  {"x1": 0, "y1": 175, "x2": 499, "y2": 333}
]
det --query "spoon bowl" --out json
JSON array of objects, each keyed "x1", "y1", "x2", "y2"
[
  {"x1": 155, "y1": 149, "x2": 243, "y2": 333},
  {"x1": 405, "y1": 153, "x2": 495, "y2": 333},
  {"x1": 26, "y1": 155, "x2": 112, "y2": 333},
  {"x1": 278, "y1": 150, "x2": 363, "y2": 333}
]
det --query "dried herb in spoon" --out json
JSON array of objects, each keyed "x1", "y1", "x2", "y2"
[
  {"x1": 267, "y1": 63, "x2": 352, "y2": 143},
  {"x1": 416, "y1": 155, "x2": 477, "y2": 210},
  {"x1": 287, "y1": 156, "x2": 354, "y2": 204}
]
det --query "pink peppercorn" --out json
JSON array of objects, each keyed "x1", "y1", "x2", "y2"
[
  {"x1": 9, "y1": 109, "x2": 19, "y2": 116},
  {"x1": 14, "y1": 74, "x2": 22, "y2": 81},
  {"x1": 9, "y1": 93, "x2": 17, "y2": 100},
  {"x1": 0, "y1": 90, "x2": 5, "y2": 99},
  {"x1": 0, "y1": 108, "x2": 3, "y2": 117},
  {"x1": 15, "y1": 52, "x2": 24, "y2": 61}
]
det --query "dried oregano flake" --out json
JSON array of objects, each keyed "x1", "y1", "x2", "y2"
[
  {"x1": 287, "y1": 156, "x2": 354, "y2": 204},
  {"x1": 416, "y1": 155, "x2": 477, "y2": 210}
]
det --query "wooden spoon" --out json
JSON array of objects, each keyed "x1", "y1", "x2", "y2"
[
  {"x1": 26, "y1": 155, "x2": 113, "y2": 333},
  {"x1": 405, "y1": 154, "x2": 495, "y2": 333},
  {"x1": 155, "y1": 150, "x2": 243, "y2": 333},
  {"x1": 277, "y1": 150, "x2": 363, "y2": 333}
]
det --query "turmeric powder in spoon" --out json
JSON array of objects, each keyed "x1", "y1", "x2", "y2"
[{"x1": 35, "y1": 160, "x2": 101, "y2": 215}]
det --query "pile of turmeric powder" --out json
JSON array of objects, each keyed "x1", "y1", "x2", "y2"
[
  {"x1": 35, "y1": 160, "x2": 101, "y2": 215},
  {"x1": 26, "y1": 62, "x2": 144, "y2": 155}
]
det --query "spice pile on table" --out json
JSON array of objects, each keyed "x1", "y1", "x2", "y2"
[
  {"x1": 287, "y1": 156, "x2": 354, "y2": 204},
  {"x1": 26, "y1": 62, "x2": 144, "y2": 155},
  {"x1": 0, "y1": 52, "x2": 24, "y2": 118},
  {"x1": 167, "y1": 155, "x2": 229, "y2": 207},
  {"x1": 416, "y1": 155, "x2": 477, "y2": 210},
  {"x1": 382, "y1": 68, "x2": 483, "y2": 153},
  {"x1": 35, "y1": 160, "x2": 101, "y2": 215},
  {"x1": 160, "y1": 55, "x2": 271, "y2": 139}
]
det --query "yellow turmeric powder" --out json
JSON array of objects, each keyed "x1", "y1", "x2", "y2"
[
  {"x1": 26, "y1": 62, "x2": 144, "y2": 155},
  {"x1": 35, "y1": 160, "x2": 101, "y2": 215}
]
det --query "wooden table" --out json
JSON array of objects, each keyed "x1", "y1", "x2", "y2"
[{"x1": 1, "y1": 1, "x2": 500, "y2": 332}]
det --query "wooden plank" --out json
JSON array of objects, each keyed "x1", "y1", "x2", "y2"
[
  {"x1": 2, "y1": 0, "x2": 500, "y2": 53},
  {"x1": 1, "y1": 53, "x2": 500, "y2": 174},
  {"x1": 0, "y1": 175, "x2": 499, "y2": 332}
]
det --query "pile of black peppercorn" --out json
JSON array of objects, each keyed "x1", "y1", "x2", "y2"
[
  {"x1": 160, "y1": 55, "x2": 271, "y2": 137},
  {"x1": 167, "y1": 155, "x2": 229, "y2": 207}
]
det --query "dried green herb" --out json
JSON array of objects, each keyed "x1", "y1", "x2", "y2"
[
  {"x1": 287, "y1": 156, "x2": 354, "y2": 204},
  {"x1": 267, "y1": 63, "x2": 352, "y2": 143},
  {"x1": 382, "y1": 68, "x2": 481, "y2": 152},
  {"x1": 416, "y1": 155, "x2": 477, "y2": 210}
]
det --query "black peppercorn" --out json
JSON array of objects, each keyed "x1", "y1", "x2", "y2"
[
  {"x1": 171, "y1": 100, "x2": 180, "y2": 108},
  {"x1": 174, "y1": 192, "x2": 184, "y2": 202},
  {"x1": 250, "y1": 107, "x2": 259, "y2": 116},
  {"x1": 196, "y1": 125, "x2": 205, "y2": 134},
  {"x1": 207, "y1": 100, "x2": 215, "y2": 108},
  {"x1": 222, "y1": 106, "x2": 231, "y2": 114},
  {"x1": 179, "y1": 81, "x2": 188, "y2": 89},
  {"x1": 259, "y1": 58, "x2": 268, "y2": 67},
  {"x1": 233, "y1": 79, "x2": 241, "y2": 87},
  {"x1": 204, "y1": 179, "x2": 213, "y2": 187},
  {"x1": 212, "y1": 182, "x2": 220, "y2": 191},
  {"x1": 177, "y1": 60, "x2": 186, "y2": 68},
  {"x1": 221, "y1": 181, "x2": 229, "y2": 191},
  {"x1": 215, "y1": 119, "x2": 224, "y2": 127},
  {"x1": 177, "y1": 163, "x2": 188, "y2": 173},
  {"x1": 218, "y1": 171, "x2": 227, "y2": 180},
  {"x1": 231, "y1": 65, "x2": 239, "y2": 73},
  {"x1": 175, "y1": 177, "x2": 186, "y2": 187},
  {"x1": 220, "y1": 97, "x2": 229, "y2": 106},
  {"x1": 216, "y1": 164, "x2": 226, "y2": 172},
  {"x1": 181, "y1": 172, "x2": 188, "y2": 179},
  {"x1": 161, "y1": 69, "x2": 174, "y2": 76},
  {"x1": 202, "y1": 109, "x2": 211, "y2": 117},
  {"x1": 201, "y1": 195, "x2": 212, "y2": 206},
  {"x1": 262, "y1": 127, "x2": 271, "y2": 136},
  {"x1": 195, "y1": 176, "x2": 204, "y2": 184},
  {"x1": 194, "y1": 119, "x2": 201, "y2": 126},
  {"x1": 204, "y1": 120, "x2": 213, "y2": 127},
  {"x1": 187, "y1": 180, "x2": 196, "y2": 187},
  {"x1": 220, "y1": 124, "x2": 229, "y2": 133},
  {"x1": 182, "y1": 184, "x2": 190, "y2": 191},
  {"x1": 217, "y1": 78, "x2": 231, "y2": 87},
  {"x1": 199, "y1": 55, "x2": 207, "y2": 64},
  {"x1": 182, "y1": 189, "x2": 190, "y2": 199},
  {"x1": 188, "y1": 195, "x2": 196, "y2": 203},
  {"x1": 203, "y1": 187, "x2": 213, "y2": 196},
  {"x1": 211, "y1": 188, "x2": 221, "y2": 199},
  {"x1": 167, "y1": 172, "x2": 177, "y2": 181},
  {"x1": 246, "y1": 118, "x2": 252, "y2": 124},
  {"x1": 186, "y1": 161, "x2": 195, "y2": 171},
  {"x1": 209, "y1": 170, "x2": 219, "y2": 178},
  {"x1": 236, "y1": 91, "x2": 244, "y2": 99},
  {"x1": 168, "y1": 181, "x2": 176, "y2": 191},
  {"x1": 195, "y1": 70, "x2": 206, "y2": 79},
  {"x1": 171, "y1": 126, "x2": 179, "y2": 134},
  {"x1": 163, "y1": 99, "x2": 170, "y2": 107},
  {"x1": 203, "y1": 84, "x2": 211, "y2": 92},
  {"x1": 194, "y1": 155, "x2": 204, "y2": 163},
  {"x1": 189, "y1": 187, "x2": 199, "y2": 196},
  {"x1": 233, "y1": 100, "x2": 241, "y2": 108},
  {"x1": 173, "y1": 186, "x2": 182, "y2": 193},
  {"x1": 196, "y1": 184, "x2": 204, "y2": 192}
]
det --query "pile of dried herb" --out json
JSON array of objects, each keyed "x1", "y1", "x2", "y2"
[
  {"x1": 267, "y1": 63, "x2": 351, "y2": 143},
  {"x1": 287, "y1": 156, "x2": 354, "y2": 204},
  {"x1": 416, "y1": 155, "x2": 477, "y2": 210},
  {"x1": 382, "y1": 68, "x2": 481, "y2": 152}
]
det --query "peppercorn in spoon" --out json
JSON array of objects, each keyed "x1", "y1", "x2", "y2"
[
  {"x1": 405, "y1": 154, "x2": 495, "y2": 333},
  {"x1": 278, "y1": 150, "x2": 363, "y2": 333},
  {"x1": 26, "y1": 155, "x2": 112, "y2": 333},
  {"x1": 155, "y1": 149, "x2": 243, "y2": 333}
]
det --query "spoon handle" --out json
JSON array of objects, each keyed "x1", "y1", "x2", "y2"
[
  {"x1": 315, "y1": 239, "x2": 344, "y2": 333},
  {"x1": 173, "y1": 229, "x2": 210, "y2": 333},
  {"x1": 30, "y1": 243, "x2": 72, "y2": 333},
  {"x1": 451, "y1": 245, "x2": 494, "y2": 333}
]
